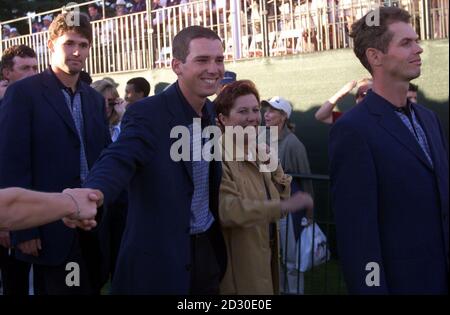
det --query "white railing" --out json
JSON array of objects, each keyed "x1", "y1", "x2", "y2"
[{"x1": 1, "y1": 0, "x2": 447, "y2": 75}]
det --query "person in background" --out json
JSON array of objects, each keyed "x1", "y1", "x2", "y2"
[
  {"x1": 215, "y1": 70, "x2": 236, "y2": 95},
  {"x1": 91, "y1": 79, "x2": 127, "y2": 142},
  {"x1": 32, "y1": 21, "x2": 43, "y2": 33},
  {"x1": 8, "y1": 28, "x2": 20, "y2": 38},
  {"x1": 88, "y1": 3, "x2": 103, "y2": 21},
  {"x1": 262, "y1": 95, "x2": 313, "y2": 294},
  {"x1": 130, "y1": 0, "x2": 147, "y2": 13},
  {"x1": 0, "y1": 45, "x2": 38, "y2": 103},
  {"x1": 79, "y1": 70, "x2": 93, "y2": 85},
  {"x1": 41, "y1": 15, "x2": 52, "y2": 31},
  {"x1": 0, "y1": 44, "x2": 38, "y2": 296},
  {"x1": 407, "y1": 82, "x2": 418, "y2": 103},
  {"x1": 315, "y1": 78, "x2": 373, "y2": 124},
  {"x1": 115, "y1": 0, "x2": 129, "y2": 16},
  {"x1": 125, "y1": 77, "x2": 151, "y2": 106},
  {"x1": 215, "y1": 79, "x2": 314, "y2": 295},
  {"x1": 0, "y1": 13, "x2": 112, "y2": 295},
  {"x1": 2, "y1": 25, "x2": 11, "y2": 40}
]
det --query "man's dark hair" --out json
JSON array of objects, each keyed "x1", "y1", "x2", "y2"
[
  {"x1": 48, "y1": 12, "x2": 92, "y2": 43},
  {"x1": 79, "y1": 70, "x2": 93, "y2": 85},
  {"x1": 350, "y1": 6, "x2": 411, "y2": 74},
  {"x1": 1, "y1": 45, "x2": 37, "y2": 71},
  {"x1": 408, "y1": 83, "x2": 418, "y2": 92},
  {"x1": 88, "y1": 3, "x2": 100, "y2": 11},
  {"x1": 127, "y1": 77, "x2": 151, "y2": 96},
  {"x1": 172, "y1": 26, "x2": 222, "y2": 63}
]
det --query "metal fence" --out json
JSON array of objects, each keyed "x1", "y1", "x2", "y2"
[
  {"x1": 1, "y1": 0, "x2": 448, "y2": 75},
  {"x1": 280, "y1": 173, "x2": 346, "y2": 295}
]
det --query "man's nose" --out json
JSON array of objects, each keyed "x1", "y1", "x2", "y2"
[{"x1": 414, "y1": 41, "x2": 423, "y2": 55}]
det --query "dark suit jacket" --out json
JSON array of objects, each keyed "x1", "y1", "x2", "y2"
[
  {"x1": 83, "y1": 83, "x2": 227, "y2": 294},
  {"x1": 329, "y1": 90, "x2": 449, "y2": 294},
  {"x1": 0, "y1": 69, "x2": 111, "y2": 285}
]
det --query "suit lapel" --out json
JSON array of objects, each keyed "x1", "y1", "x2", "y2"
[
  {"x1": 367, "y1": 91, "x2": 433, "y2": 171},
  {"x1": 41, "y1": 69, "x2": 78, "y2": 137},
  {"x1": 164, "y1": 84, "x2": 193, "y2": 184},
  {"x1": 80, "y1": 85, "x2": 97, "y2": 164}
]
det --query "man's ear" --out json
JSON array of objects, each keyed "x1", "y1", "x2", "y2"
[
  {"x1": 217, "y1": 113, "x2": 226, "y2": 127},
  {"x1": 366, "y1": 48, "x2": 383, "y2": 69},
  {"x1": 2, "y1": 68, "x2": 11, "y2": 81},
  {"x1": 172, "y1": 58, "x2": 182, "y2": 76}
]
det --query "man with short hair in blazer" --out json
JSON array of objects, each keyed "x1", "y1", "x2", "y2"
[
  {"x1": 330, "y1": 7, "x2": 448, "y2": 294},
  {"x1": 81, "y1": 25, "x2": 227, "y2": 294},
  {"x1": 0, "y1": 13, "x2": 111, "y2": 294}
]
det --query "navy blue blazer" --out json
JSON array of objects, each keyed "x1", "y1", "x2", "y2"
[
  {"x1": 83, "y1": 83, "x2": 227, "y2": 294},
  {"x1": 0, "y1": 69, "x2": 111, "y2": 269},
  {"x1": 329, "y1": 90, "x2": 449, "y2": 294}
]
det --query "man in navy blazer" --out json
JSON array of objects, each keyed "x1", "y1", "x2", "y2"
[
  {"x1": 0, "y1": 44, "x2": 39, "y2": 295},
  {"x1": 330, "y1": 7, "x2": 448, "y2": 294},
  {"x1": 82, "y1": 26, "x2": 227, "y2": 294},
  {"x1": 0, "y1": 13, "x2": 111, "y2": 294}
]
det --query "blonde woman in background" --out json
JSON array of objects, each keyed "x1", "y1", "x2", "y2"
[{"x1": 91, "y1": 79, "x2": 127, "y2": 142}]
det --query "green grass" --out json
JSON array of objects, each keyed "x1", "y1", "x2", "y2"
[{"x1": 303, "y1": 259, "x2": 347, "y2": 295}]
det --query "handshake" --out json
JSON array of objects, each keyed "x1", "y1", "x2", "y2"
[{"x1": 61, "y1": 188, "x2": 104, "y2": 231}]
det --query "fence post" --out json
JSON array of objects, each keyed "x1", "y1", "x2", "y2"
[
  {"x1": 230, "y1": 0, "x2": 242, "y2": 59},
  {"x1": 260, "y1": 0, "x2": 270, "y2": 57},
  {"x1": 0, "y1": 25, "x2": 3, "y2": 58},
  {"x1": 146, "y1": 0, "x2": 154, "y2": 69},
  {"x1": 102, "y1": 0, "x2": 106, "y2": 19},
  {"x1": 420, "y1": 0, "x2": 432, "y2": 39}
]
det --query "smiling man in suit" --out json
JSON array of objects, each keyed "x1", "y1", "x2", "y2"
[
  {"x1": 0, "y1": 13, "x2": 111, "y2": 294},
  {"x1": 330, "y1": 6, "x2": 448, "y2": 294},
  {"x1": 80, "y1": 25, "x2": 227, "y2": 294}
]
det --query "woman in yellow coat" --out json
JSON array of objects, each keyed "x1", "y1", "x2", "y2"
[{"x1": 215, "y1": 80, "x2": 314, "y2": 294}]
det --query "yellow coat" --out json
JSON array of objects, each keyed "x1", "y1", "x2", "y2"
[{"x1": 218, "y1": 159, "x2": 291, "y2": 295}]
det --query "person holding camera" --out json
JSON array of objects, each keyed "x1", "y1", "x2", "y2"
[{"x1": 91, "y1": 79, "x2": 127, "y2": 142}]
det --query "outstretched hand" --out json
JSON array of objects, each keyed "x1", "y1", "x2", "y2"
[
  {"x1": 62, "y1": 217, "x2": 97, "y2": 231},
  {"x1": 61, "y1": 188, "x2": 104, "y2": 230}
]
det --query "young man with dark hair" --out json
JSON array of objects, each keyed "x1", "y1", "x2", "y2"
[
  {"x1": 0, "y1": 45, "x2": 38, "y2": 102},
  {"x1": 330, "y1": 6, "x2": 448, "y2": 294},
  {"x1": 125, "y1": 77, "x2": 150, "y2": 105},
  {"x1": 0, "y1": 12, "x2": 111, "y2": 295},
  {"x1": 76, "y1": 25, "x2": 227, "y2": 294},
  {"x1": 0, "y1": 44, "x2": 38, "y2": 296}
]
